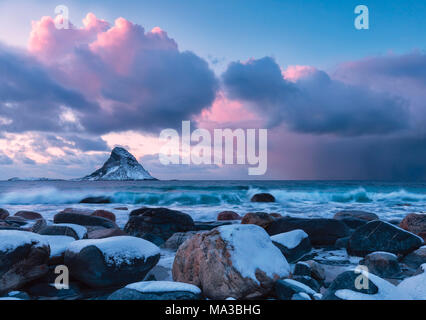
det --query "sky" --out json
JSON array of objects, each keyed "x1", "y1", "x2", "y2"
[{"x1": 0, "y1": 0, "x2": 425, "y2": 180}]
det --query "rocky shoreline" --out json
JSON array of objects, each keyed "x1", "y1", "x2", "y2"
[{"x1": 0, "y1": 193, "x2": 425, "y2": 300}]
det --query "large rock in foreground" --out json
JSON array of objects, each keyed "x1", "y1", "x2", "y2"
[
  {"x1": 266, "y1": 217, "x2": 350, "y2": 247},
  {"x1": 347, "y1": 220, "x2": 423, "y2": 257},
  {"x1": 108, "y1": 281, "x2": 202, "y2": 300},
  {"x1": 399, "y1": 214, "x2": 426, "y2": 241},
  {"x1": 124, "y1": 207, "x2": 194, "y2": 246},
  {"x1": 172, "y1": 224, "x2": 290, "y2": 299},
  {"x1": 0, "y1": 231, "x2": 50, "y2": 294},
  {"x1": 64, "y1": 236, "x2": 160, "y2": 288}
]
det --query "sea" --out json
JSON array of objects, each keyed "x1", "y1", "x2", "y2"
[{"x1": 0, "y1": 180, "x2": 425, "y2": 228}]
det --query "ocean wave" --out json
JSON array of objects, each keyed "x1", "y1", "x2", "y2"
[{"x1": 0, "y1": 186, "x2": 425, "y2": 206}]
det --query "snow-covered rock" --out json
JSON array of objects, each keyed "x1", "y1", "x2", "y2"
[
  {"x1": 396, "y1": 264, "x2": 426, "y2": 300},
  {"x1": 39, "y1": 223, "x2": 88, "y2": 240},
  {"x1": 172, "y1": 224, "x2": 290, "y2": 299},
  {"x1": 64, "y1": 236, "x2": 160, "y2": 288},
  {"x1": 40, "y1": 235, "x2": 75, "y2": 258},
  {"x1": 81, "y1": 147, "x2": 155, "y2": 181},
  {"x1": 0, "y1": 230, "x2": 50, "y2": 294},
  {"x1": 108, "y1": 281, "x2": 202, "y2": 300},
  {"x1": 275, "y1": 278, "x2": 317, "y2": 300},
  {"x1": 271, "y1": 229, "x2": 312, "y2": 263}
]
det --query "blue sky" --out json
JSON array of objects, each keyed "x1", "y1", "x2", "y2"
[{"x1": 1, "y1": 0, "x2": 426, "y2": 72}]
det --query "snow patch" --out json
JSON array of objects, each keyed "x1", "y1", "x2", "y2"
[
  {"x1": 396, "y1": 264, "x2": 426, "y2": 300},
  {"x1": 40, "y1": 235, "x2": 75, "y2": 258},
  {"x1": 270, "y1": 229, "x2": 308, "y2": 249},
  {"x1": 126, "y1": 281, "x2": 201, "y2": 294},
  {"x1": 54, "y1": 223, "x2": 87, "y2": 239},
  {"x1": 218, "y1": 224, "x2": 290, "y2": 283},
  {"x1": 67, "y1": 236, "x2": 160, "y2": 266},
  {"x1": 0, "y1": 230, "x2": 48, "y2": 253}
]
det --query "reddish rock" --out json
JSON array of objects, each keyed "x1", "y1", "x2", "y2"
[
  {"x1": 399, "y1": 213, "x2": 426, "y2": 240},
  {"x1": 0, "y1": 209, "x2": 9, "y2": 220},
  {"x1": 270, "y1": 213, "x2": 282, "y2": 218},
  {"x1": 172, "y1": 224, "x2": 290, "y2": 300},
  {"x1": 60, "y1": 208, "x2": 93, "y2": 215},
  {"x1": 87, "y1": 228, "x2": 128, "y2": 239},
  {"x1": 14, "y1": 211, "x2": 43, "y2": 220},
  {"x1": 92, "y1": 210, "x2": 116, "y2": 222},
  {"x1": 241, "y1": 212, "x2": 276, "y2": 229},
  {"x1": 217, "y1": 211, "x2": 241, "y2": 221}
]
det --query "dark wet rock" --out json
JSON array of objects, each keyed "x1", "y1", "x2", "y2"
[
  {"x1": 333, "y1": 210, "x2": 379, "y2": 230},
  {"x1": 30, "y1": 219, "x2": 47, "y2": 233},
  {"x1": 293, "y1": 261, "x2": 311, "y2": 277},
  {"x1": 38, "y1": 224, "x2": 87, "y2": 240},
  {"x1": 401, "y1": 246, "x2": 426, "y2": 271},
  {"x1": 92, "y1": 210, "x2": 116, "y2": 222},
  {"x1": 241, "y1": 212, "x2": 277, "y2": 229},
  {"x1": 108, "y1": 281, "x2": 202, "y2": 300},
  {"x1": 54, "y1": 211, "x2": 117, "y2": 229},
  {"x1": 275, "y1": 279, "x2": 316, "y2": 300},
  {"x1": 114, "y1": 207, "x2": 128, "y2": 211},
  {"x1": 64, "y1": 236, "x2": 160, "y2": 288},
  {"x1": 271, "y1": 230, "x2": 312, "y2": 263},
  {"x1": 303, "y1": 260, "x2": 326, "y2": 283},
  {"x1": 292, "y1": 275, "x2": 321, "y2": 292},
  {"x1": 79, "y1": 196, "x2": 112, "y2": 204},
  {"x1": 163, "y1": 231, "x2": 201, "y2": 251},
  {"x1": 250, "y1": 193, "x2": 275, "y2": 202},
  {"x1": 334, "y1": 237, "x2": 350, "y2": 249},
  {"x1": 60, "y1": 208, "x2": 93, "y2": 215},
  {"x1": 124, "y1": 207, "x2": 195, "y2": 246},
  {"x1": 347, "y1": 220, "x2": 423, "y2": 257},
  {"x1": 0, "y1": 231, "x2": 50, "y2": 294},
  {"x1": 0, "y1": 209, "x2": 10, "y2": 220},
  {"x1": 193, "y1": 221, "x2": 232, "y2": 231},
  {"x1": 14, "y1": 211, "x2": 43, "y2": 220},
  {"x1": 322, "y1": 270, "x2": 379, "y2": 300},
  {"x1": 266, "y1": 217, "x2": 351, "y2": 247},
  {"x1": 87, "y1": 228, "x2": 128, "y2": 239},
  {"x1": 399, "y1": 213, "x2": 426, "y2": 241},
  {"x1": 5, "y1": 216, "x2": 28, "y2": 226},
  {"x1": 361, "y1": 251, "x2": 402, "y2": 279},
  {"x1": 217, "y1": 211, "x2": 241, "y2": 221}
]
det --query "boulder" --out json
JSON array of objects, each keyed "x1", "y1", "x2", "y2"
[
  {"x1": 108, "y1": 281, "x2": 202, "y2": 300},
  {"x1": 291, "y1": 275, "x2": 321, "y2": 292},
  {"x1": 333, "y1": 210, "x2": 379, "y2": 229},
  {"x1": 29, "y1": 218, "x2": 47, "y2": 233},
  {"x1": 266, "y1": 217, "x2": 351, "y2": 247},
  {"x1": 124, "y1": 207, "x2": 194, "y2": 246},
  {"x1": 401, "y1": 246, "x2": 426, "y2": 271},
  {"x1": 361, "y1": 252, "x2": 402, "y2": 279},
  {"x1": 0, "y1": 231, "x2": 50, "y2": 294},
  {"x1": 293, "y1": 261, "x2": 311, "y2": 277},
  {"x1": 54, "y1": 211, "x2": 118, "y2": 229},
  {"x1": 241, "y1": 212, "x2": 276, "y2": 229},
  {"x1": 322, "y1": 270, "x2": 379, "y2": 300},
  {"x1": 250, "y1": 193, "x2": 275, "y2": 202},
  {"x1": 64, "y1": 236, "x2": 160, "y2": 288},
  {"x1": 303, "y1": 260, "x2": 326, "y2": 283},
  {"x1": 334, "y1": 237, "x2": 350, "y2": 249},
  {"x1": 0, "y1": 209, "x2": 9, "y2": 220},
  {"x1": 163, "y1": 231, "x2": 201, "y2": 251},
  {"x1": 217, "y1": 211, "x2": 241, "y2": 221},
  {"x1": 172, "y1": 224, "x2": 290, "y2": 299},
  {"x1": 92, "y1": 210, "x2": 116, "y2": 222},
  {"x1": 399, "y1": 214, "x2": 426, "y2": 241},
  {"x1": 38, "y1": 224, "x2": 88, "y2": 240},
  {"x1": 275, "y1": 279, "x2": 317, "y2": 300},
  {"x1": 347, "y1": 220, "x2": 423, "y2": 257},
  {"x1": 114, "y1": 207, "x2": 128, "y2": 211},
  {"x1": 87, "y1": 228, "x2": 128, "y2": 239},
  {"x1": 40, "y1": 235, "x2": 75, "y2": 264},
  {"x1": 79, "y1": 196, "x2": 112, "y2": 204},
  {"x1": 5, "y1": 216, "x2": 27, "y2": 226},
  {"x1": 60, "y1": 208, "x2": 93, "y2": 215},
  {"x1": 14, "y1": 211, "x2": 43, "y2": 220},
  {"x1": 270, "y1": 229, "x2": 312, "y2": 263}
]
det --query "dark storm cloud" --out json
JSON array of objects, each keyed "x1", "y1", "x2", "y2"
[
  {"x1": 0, "y1": 45, "x2": 98, "y2": 133},
  {"x1": 222, "y1": 57, "x2": 410, "y2": 136}
]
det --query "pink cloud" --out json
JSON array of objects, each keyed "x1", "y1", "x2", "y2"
[{"x1": 282, "y1": 65, "x2": 317, "y2": 82}]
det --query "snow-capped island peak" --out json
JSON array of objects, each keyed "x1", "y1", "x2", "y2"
[{"x1": 81, "y1": 147, "x2": 155, "y2": 181}]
